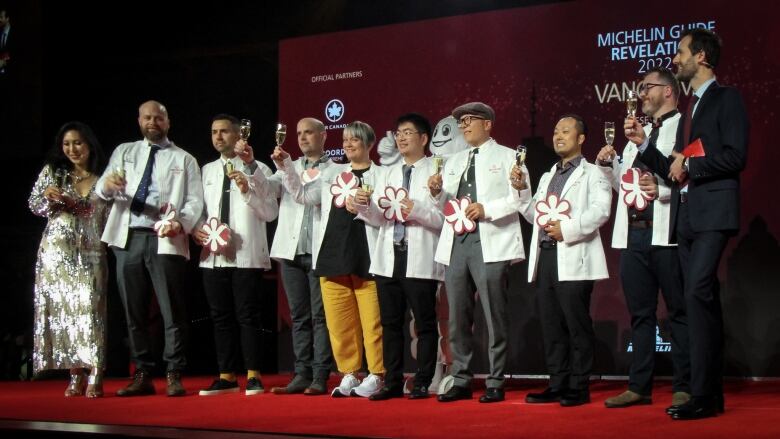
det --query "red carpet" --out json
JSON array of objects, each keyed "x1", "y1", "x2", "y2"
[{"x1": 1, "y1": 375, "x2": 779, "y2": 438}]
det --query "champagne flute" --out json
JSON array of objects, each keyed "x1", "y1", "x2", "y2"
[
  {"x1": 225, "y1": 161, "x2": 234, "y2": 175},
  {"x1": 54, "y1": 168, "x2": 68, "y2": 189},
  {"x1": 360, "y1": 173, "x2": 373, "y2": 206},
  {"x1": 604, "y1": 122, "x2": 615, "y2": 147},
  {"x1": 52, "y1": 168, "x2": 68, "y2": 204},
  {"x1": 432, "y1": 153, "x2": 444, "y2": 175},
  {"x1": 515, "y1": 145, "x2": 527, "y2": 167},
  {"x1": 626, "y1": 91, "x2": 638, "y2": 118},
  {"x1": 239, "y1": 119, "x2": 252, "y2": 141},
  {"x1": 275, "y1": 123, "x2": 287, "y2": 147}
]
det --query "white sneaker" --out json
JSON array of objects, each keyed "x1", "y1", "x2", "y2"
[
  {"x1": 351, "y1": 374, "x2": 384, "y2": 397},
  {"x1": 331, "y1": 373, "x2": 360, "y2": 398}
]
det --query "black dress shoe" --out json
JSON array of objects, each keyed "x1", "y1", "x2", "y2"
[
  {"x1": 437, "y1": 385, "x2": 472, "y2": 402},
  {"x1": 408, "y1": 385, "x2": 429, "y2": 399},
  {"x1": 560, "y1": 389, "x2": 590, "y2": 407},
  {"x1": 670, "y1": 399, "x2": 718, "y2": 420},
  {"x1": 668, "y1": 395, "x2": 723, "y2": 415},
  {"x1": 525, "y1": 387, "x2": 565, "y2": 404},
  {"x1": 369, "y1": 386, "x2": 404, "y2": 401},
  {"x1": 479, "y1": 387, "x2": 505, "y2": 403}
]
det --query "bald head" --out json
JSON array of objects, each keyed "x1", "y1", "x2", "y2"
[
  {"x1": 138, "y1": 100, "x2": 170, "y2": 142},
  {"x1": 297, "y1": 117, "x2": 327, "y2": 158}
]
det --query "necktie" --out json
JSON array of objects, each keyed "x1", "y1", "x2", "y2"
[
  {"x1": 682, "y1": 94, "x2": 699, "y2": 146},
  {"x1": 393, "y1": 164, "x2": 413, "y2": 243},
  {"x1": 130, "y1": 145, "x2": 160, "y2": 214},
  {"x1": 220, "y1": 163, "x2": 231, "y2": 224}
]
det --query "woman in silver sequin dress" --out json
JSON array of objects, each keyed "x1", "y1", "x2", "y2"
[{"x1": 28, "y1": 121, "x2": 109, "y2": 397}]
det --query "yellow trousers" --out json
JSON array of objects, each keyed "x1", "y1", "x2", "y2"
[{"x1": 320, "y1": 275, "x2": 384, "y2": 374}]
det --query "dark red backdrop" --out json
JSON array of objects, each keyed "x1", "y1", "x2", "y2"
[{"x1": 277, "y1": 0, "x2": 780, "y2": 376}]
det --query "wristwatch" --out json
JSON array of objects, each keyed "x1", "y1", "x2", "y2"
[{"x1": 682, "y1": 158, "x2": 689, "y2": 173}]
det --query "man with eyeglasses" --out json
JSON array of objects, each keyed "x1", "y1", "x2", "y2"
[
  {"x1": 428, "y1": 102, "x2": 531, "y2": 403},
  {"x1": 624, "y1": 28, "x2": 749, "y2": 420},
  {"x1": 354, "y1": 113, "x2": 444, "y2": 400},
  {"x1": 597, "y1": 68, "x2": 691, "y2": 410}
]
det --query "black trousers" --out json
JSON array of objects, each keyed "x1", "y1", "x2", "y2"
[
  {"x1": 620, "y1": 227, "x2": 690, "y2": 396},
  {"x1": 536, "y1": 245, "x2": 595, "y2": 391},
  {"x1": 202, "y1": 267, "x2": 265, "y2": 373},
  {"x1": 677, "y1": 201, "x2": 729, "y2": 400},
  {"x1": 112, "y1": 229, "x2": 188, "y2": 372},
  {"x1": 374, "y1": 247, "x2": 438, "y2": 389}
]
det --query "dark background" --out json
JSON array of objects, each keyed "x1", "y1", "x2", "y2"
[
  {"x1": 2, "y1": 0, "x2": 778, "y2": 381},
  {"x1": 0, "y1": 0, "x2": 561, "y2": 379}
]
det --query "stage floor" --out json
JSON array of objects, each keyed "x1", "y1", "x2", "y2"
[{"x1": 1, "y1": 375, "x2": 779, "y2": 438}]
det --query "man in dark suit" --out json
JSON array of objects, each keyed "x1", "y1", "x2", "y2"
[{"x1": 624, "y1": 28, "x2": 749, "y2": 420}]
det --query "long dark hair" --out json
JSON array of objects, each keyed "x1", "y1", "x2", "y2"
[{"x1": 44, "y1": 121, "x2": 106, "y2": 174}]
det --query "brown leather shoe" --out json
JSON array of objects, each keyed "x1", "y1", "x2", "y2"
[
  {"x1": 604, "y1": 390, "x2": 652, "y2": 408},
  {"x1": 116, "y1": 369, "x2": 155, "y2": 397},
  {"x1": 166, "y1": 370, "x2": 186, "y2": 397}
]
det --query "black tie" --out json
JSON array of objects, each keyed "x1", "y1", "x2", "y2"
[
  {"x1": 220, "y1": 164, "x2": 231, "y2": 224},
  {"x1": 130, "y1": 145, "x2": 160, "y2": 214}
]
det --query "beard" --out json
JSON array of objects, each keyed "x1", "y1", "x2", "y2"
[
  {"x1": 675, "y1": 59, "x2": 697, "y2": 82},
  {"x1": 142, "y1": 126, "x2": 167, "y2": 142}
]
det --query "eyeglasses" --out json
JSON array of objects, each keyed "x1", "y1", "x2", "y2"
[
  {"x1": 393, "y1": 129, "x2": 420, "y2": 138},
  {"x1": 456, "y1": 116, "x2": 485, "y2": 128},
  {"x1": 637, "y1": 82, "x2": 669, "y2": 94}
]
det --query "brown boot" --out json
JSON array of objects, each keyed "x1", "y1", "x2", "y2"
[
  {"x1": 116, "y1": 369, "x2": 155, "y2": 397},
  {"x1": 166, "y1": 370, "x2": 186, "y2": 397}
]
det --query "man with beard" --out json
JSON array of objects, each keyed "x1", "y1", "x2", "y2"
[
  {"x1": 268, "y1": 117, "x2": 334, "y2": 396},
  {"x1": 597, "y1": 68, "x2": 690, "y2": 410},
  {"x1": 195, "y1": 114, "x2": 278, "y2": 397},
  {"x1": 624, "y1": 29, "x2": 749, "y2": 419},
  {"x1": 97, "y1": 100, "x2": 204, "y2": 397}
]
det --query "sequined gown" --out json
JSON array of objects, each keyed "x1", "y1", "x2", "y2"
[{"x1": 28, "y1": 165, "x2": 109, "y2": 373}]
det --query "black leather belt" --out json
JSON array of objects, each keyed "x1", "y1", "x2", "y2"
[
  {"x1": 680, "y1": 192, "x2": 689, "y2": 204},
  {"x1": 540, "y1": 240, "x2": 557, "y2": 249},
  {"x1": 393, "y1": 241, "x2": 408, "y2": 252},
  {"x1": 629, "y1": 219, "x2": 653, "y2": 229},
  {"x1": 130, "y1": 227, "x2": 155, "y2": 233}
]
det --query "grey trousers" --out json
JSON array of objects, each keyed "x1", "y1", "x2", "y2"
[
  {"x1": 445, "y1": 231, "x2": 510, "y2": 389},
  {"x1": 279, "y1": 254, "x2": 333, "y2": 380},
  {"x1": 112, "y1": 229, "x2": 188, "y2": 372}
]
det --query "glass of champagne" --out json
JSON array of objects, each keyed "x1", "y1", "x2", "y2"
[
  {"x1": 239, "y1": 119, "x2": 252, "y2": 141},
  {"x1": 604, "y1": 122, "x2": 615, "y2": 146},
  {"x1": 275, "y1": 123, "x2": 287, "y2": 147},
  {"x1": 515, "y1": 145, "x2": 527, "y2": 167},
  {"x1": 626, "y1": 91, "x2": 638, "y2": 118},
  {"x1": 225, "y1": 161, "x2": 234, "y2": 175},
  {"x1": 54, "y1": 168, "x2": 68, "y2": 189},
  {"x1": 360, "y1": 173, "x2": 373, "y2": 206},
  {"x1": 432, "y1": 153, "x2": 444, "y2": 175}
]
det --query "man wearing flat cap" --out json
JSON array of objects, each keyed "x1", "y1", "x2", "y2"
[{"x1": 429, "y1": 102, "x2": 532, "y2": 403}]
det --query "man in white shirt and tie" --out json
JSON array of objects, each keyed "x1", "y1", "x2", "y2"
[
  {"x1": 429, "y1": 102, "x2": 530, "y2": 403},
  {"x1": 356, "y1": 113, "x2": 444, "y2": 400},
  {"x1": 194, "y1": 114, "x2": 278, "y2": 397},
  {"x1": 97, "y1": 100, "x2": 204, "y2": 397}
]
